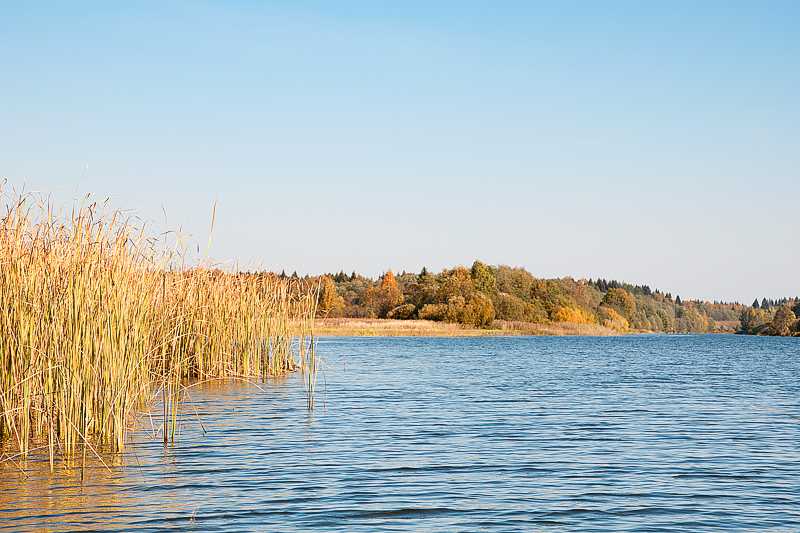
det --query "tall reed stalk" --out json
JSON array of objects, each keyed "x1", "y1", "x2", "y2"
[
  {"x1": 297, "y1": 298, "x2": 319, "y2": 410},
  {"x1": 0, "y1": 188, "x2": 316, "y2": 468}
]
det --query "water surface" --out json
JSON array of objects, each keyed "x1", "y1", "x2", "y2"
[{"x1": 2, "y1": 335, "x2": 799, "y2": 531}]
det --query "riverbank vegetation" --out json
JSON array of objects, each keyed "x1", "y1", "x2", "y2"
[
  {"x1": 739, "y1": 299, "x2": 800, "y2": 336},
  {"x1": 298, "y1": 262, "x2": 752, "y2": 334},
  {"x1": 0, "y1": 189, "x2": 316, "y2": 466},
  {"x1": 314, "y1": 318, "x2": 617, "y2": 337}
]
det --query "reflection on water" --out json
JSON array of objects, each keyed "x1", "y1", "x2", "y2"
[
  {"x1": 2, "y1": 335, "x2": 799, "y2": 532},
  {"x1": 1, "y1": 452, "x2": 138, "y2": 531}
]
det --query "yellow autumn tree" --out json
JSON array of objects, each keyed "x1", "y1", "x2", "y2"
[
  {"x1": 317, "y1": 276, "x2": 345, "y2": 317},
  {"x1": 597, "y1": 306, "x2": 629, "y2": 332},
  {"x1": 552, "y1": 306, "x2": 596, "y2": 324},
  {"x1": 600, "y1": 288, "x2": 635, "y2": 322},
  {"x1": 770, "y1": 303, "x2": 796, "y2": 336},
  {"x1": 380, "y1": 269, "x2": 404, "y2": 314}
]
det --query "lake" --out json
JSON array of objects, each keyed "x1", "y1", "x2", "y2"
[{"x1": 1, "y1": 335, "x2": 799, "y2": 532}]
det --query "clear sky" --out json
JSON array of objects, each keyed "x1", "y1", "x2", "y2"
[{"x1": 2, "y1": 1, "x2": 798, "y2": 304}]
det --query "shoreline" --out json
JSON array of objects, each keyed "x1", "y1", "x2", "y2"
[{"x1": 311, "y1": 318, "x2": 625, "y2": 337}]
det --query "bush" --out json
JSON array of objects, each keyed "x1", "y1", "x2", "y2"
[
  {"x1": 461, "y1": 292, "x2": 495, "y2": 327},
  {"x1": 492, "y1": 293, "x2": 526, "y2": 321},
  {"x1": 387, "y1": 303, "x2": 416, "y2": 320},
  {"x1": 418, "y1": 303, "x2": 448, "y2": 321},
  {"x1": 552, "y1": 306, "x2": 596, "y2": 324},
  {"x1": 597, "y1": 306, "x2": 629, "y2": 332},
  {"x1": 419, "y1": 294, "x2": 495, "y2": 328}
]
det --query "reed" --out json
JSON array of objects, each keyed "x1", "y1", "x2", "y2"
[{"x1": 0, "y1": 188, "x2": 316, "y2": 467}]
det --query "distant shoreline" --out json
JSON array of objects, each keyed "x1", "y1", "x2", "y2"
[
  {"x1": 312, "y1": 318, "x2": 623, "y2": 337},
  {"x1": 308, "y1": 318, "x2": 746, "y2": 337}
]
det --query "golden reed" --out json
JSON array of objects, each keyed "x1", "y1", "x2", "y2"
[{"x1": 0, "y1": 187, "x2": 316, "y2": 469}]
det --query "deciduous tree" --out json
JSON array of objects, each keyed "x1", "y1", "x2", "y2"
[
  {"x1": 317, "y1": 276, "x2": 345, "y2": 317},
  {"x1": 600, "y1": 288, "x2": 635, "y2": 322},
  {"x1": 471, "y1": 260, "x2": 496, "y2": 295},
  {"x1": 770, "y1": 303, "x2": 796, "y2": 336}
]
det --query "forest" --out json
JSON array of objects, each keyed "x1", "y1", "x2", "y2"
[
  {"x1": 275, "y1": 261, "x2": 799, "y2": 335},
  {"x1": 738, "y1": 298, "x2": 800, "y2": 336}
]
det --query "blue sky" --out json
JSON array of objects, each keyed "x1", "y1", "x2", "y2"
[{"x1": 2, "y1": 1, "x2": 798, "y2": 303}]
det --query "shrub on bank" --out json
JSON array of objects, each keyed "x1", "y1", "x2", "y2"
[
  {"x1": 387, "y1": 303, "x2": 416, "y2": 320},
  {"x1": 492, "y1": 293, "x2": 526, "y2": 321},
  {"x1": 597, "y1": 306, "x2": 629, "y2": 332},
  {"x1": 552, "y1": 306, "x2": 596, "y2": 324}
]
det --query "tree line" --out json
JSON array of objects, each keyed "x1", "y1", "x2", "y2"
[
  {"x1": 739, "y1": 299, "x2": 800, "y2": 337},
  {"x1": 298, "y1": 261, "x2": 772, "y2": 334}
]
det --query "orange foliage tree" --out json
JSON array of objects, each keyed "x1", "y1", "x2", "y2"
[
  {"x1": 597, "y1": 307, "x2": 629, "y2": 332},
  {"x1": 317, "y1": 275, "x2": 345, "y2": 317},
  {"x1": 552, "y1": 306, "x2": 596, "y2": 324},
  {"x1": 363, "y1": 269, "x2": 404, "y2": 318}
]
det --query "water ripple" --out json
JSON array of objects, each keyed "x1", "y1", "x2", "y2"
[{"x1": 1, "y1": 335, "x2": 799, "y2": 532}]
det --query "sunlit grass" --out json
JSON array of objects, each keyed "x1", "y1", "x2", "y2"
[
  {"x1": 0, "y1": 187, "x2": 316, "y2": 469},
  {"x1": 315, "y1": 318, "x2": 618, "y2": 336},
  {"x1": 493, "y1": 320, "x2": 617, "y2": 336}
]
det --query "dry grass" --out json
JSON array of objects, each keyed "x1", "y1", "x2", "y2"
[
  {"x1": 714, "y1": 320, "x2": 740, "y2": 334},
  {"x1": 315, "y1": 318, "x2": 619, "y2": 337},
  {"x1": 0, "y1": 188, "x2": 316, "y2": 467},
  {"x1": 493, "y1": 320, "x2": 618, "y2": 336},
  {"x1": 315, "y1": 318, "x2": 497, "y2": 336}
]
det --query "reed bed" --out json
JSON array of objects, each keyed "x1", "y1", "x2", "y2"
[{"x1": 0, "y1": 189, "x2": 317, "y2": 468}]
